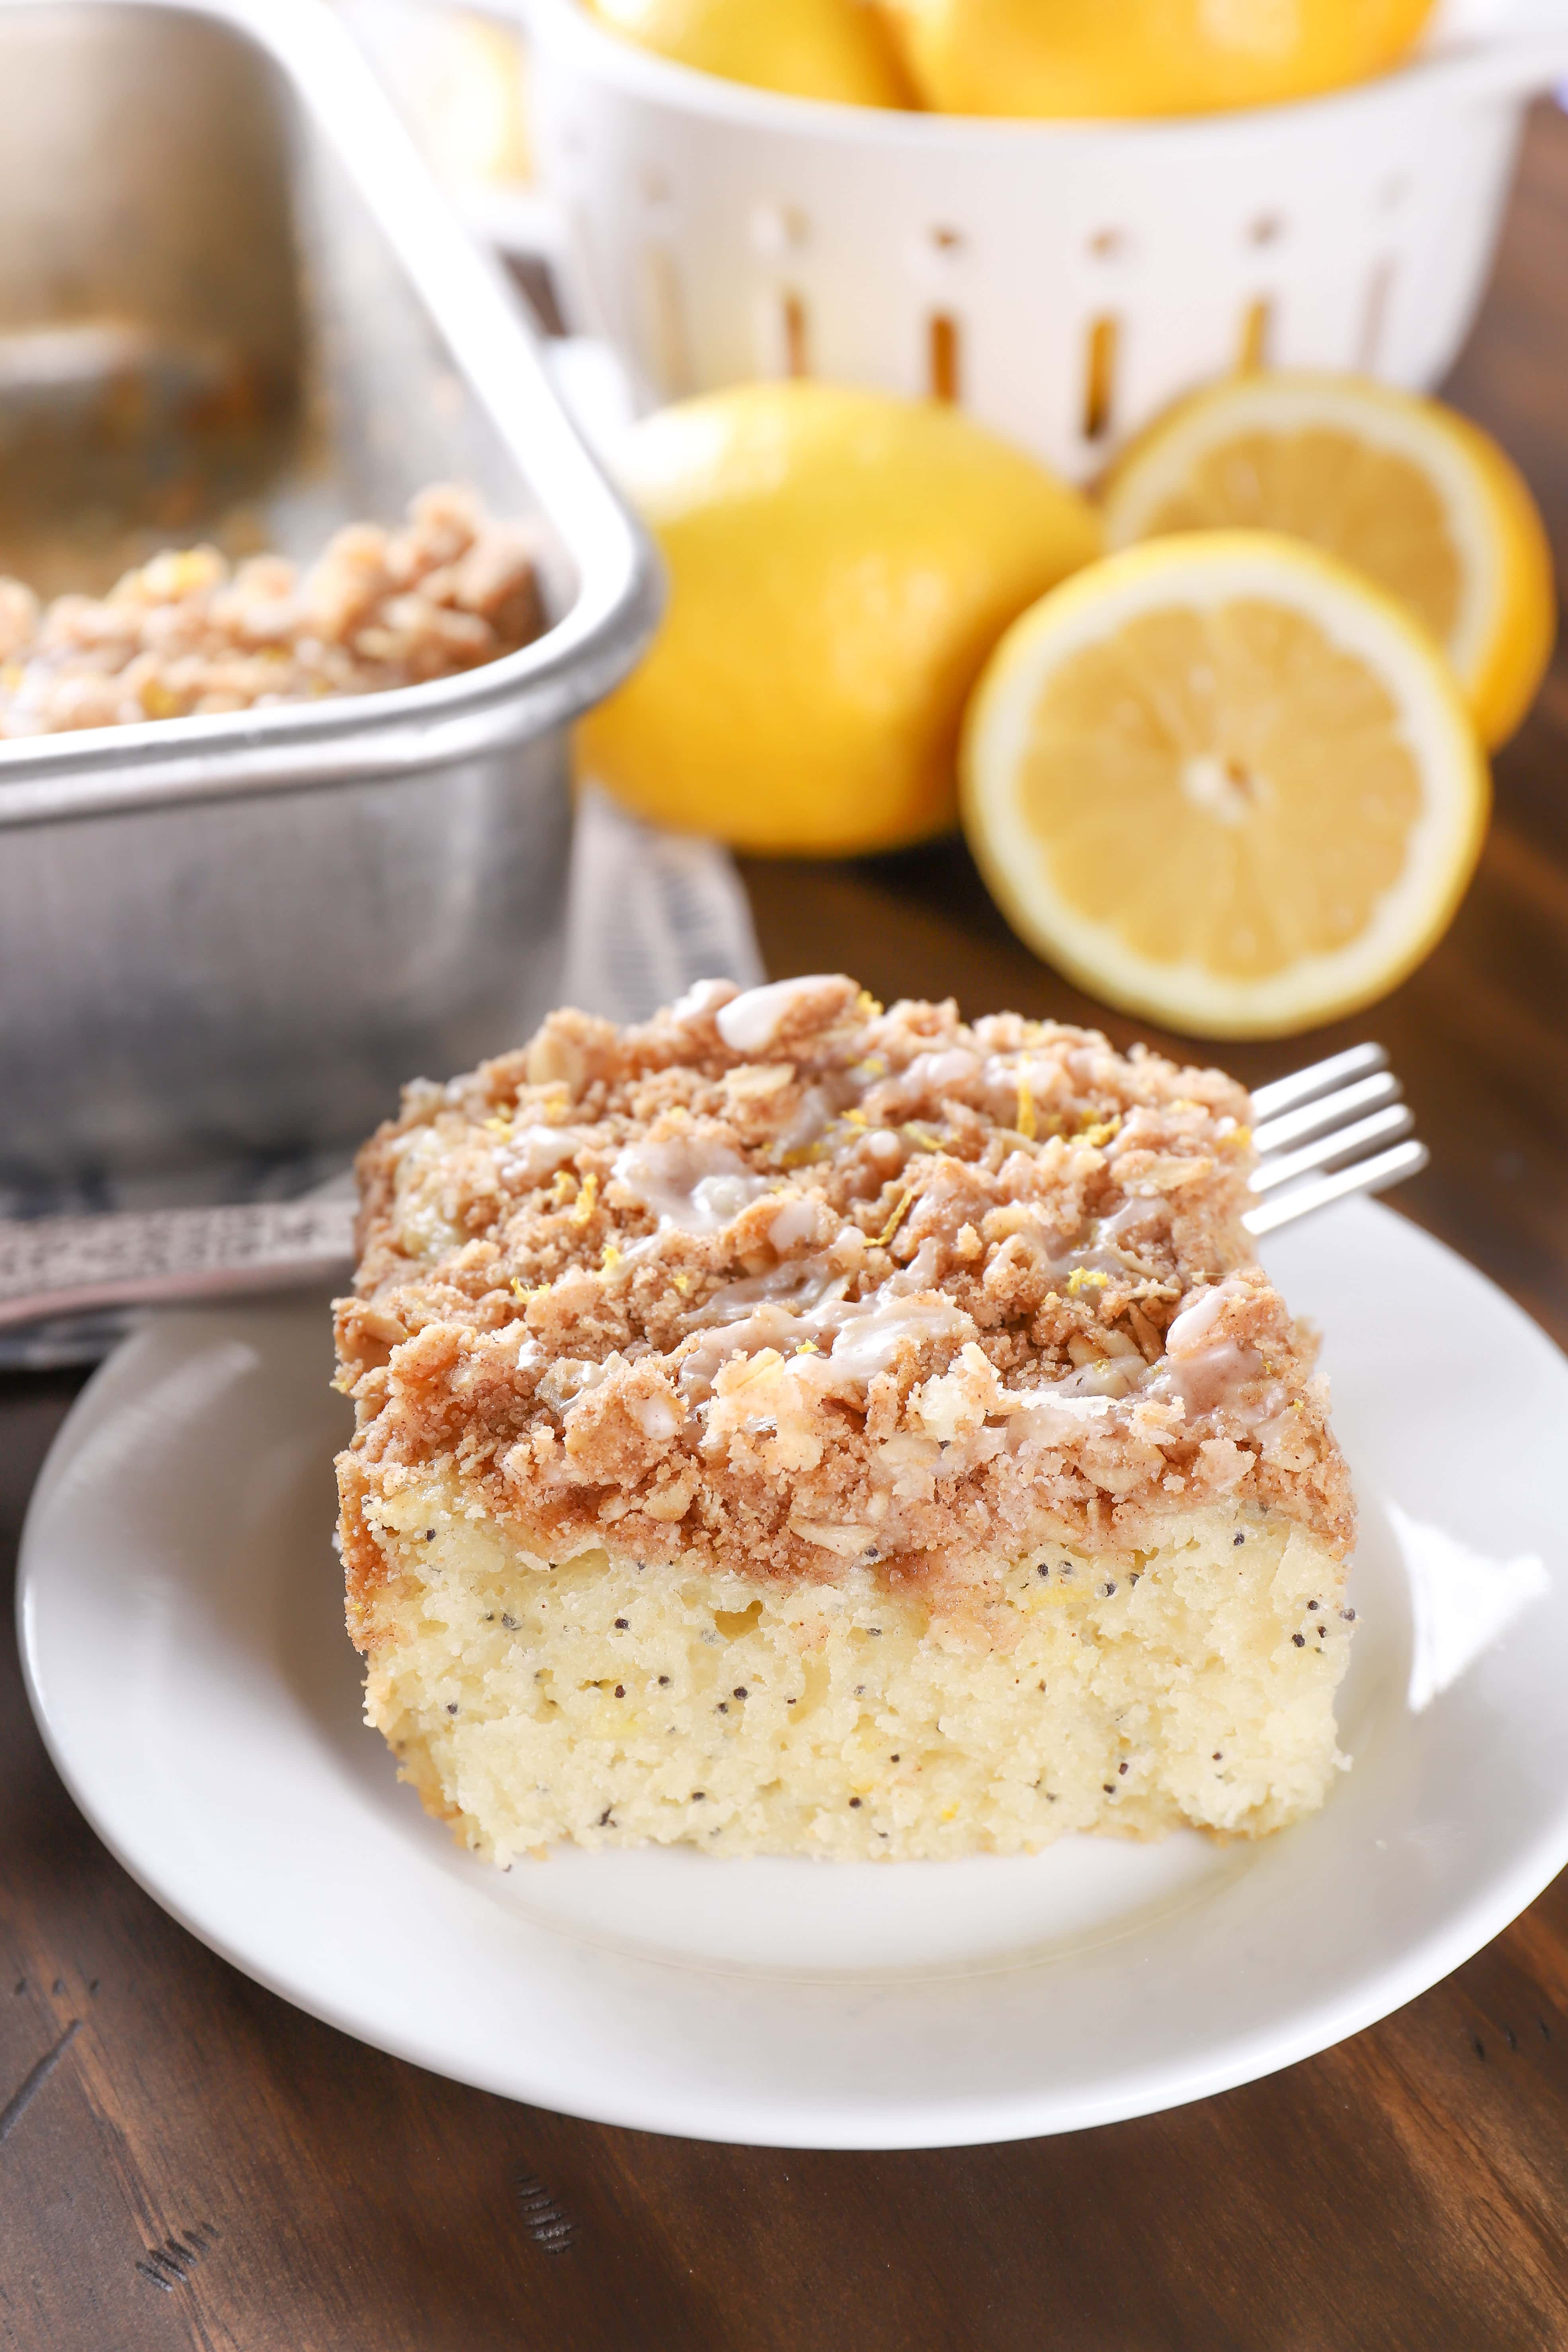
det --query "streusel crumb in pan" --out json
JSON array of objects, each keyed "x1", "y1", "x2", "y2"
[{"x1": 0, "y1": 484, "x2": 541, "y2": 737}]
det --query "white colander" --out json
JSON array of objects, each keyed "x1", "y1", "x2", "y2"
[{"x1": 511, "y1": 0, "x2": 1568, "y2": 479}]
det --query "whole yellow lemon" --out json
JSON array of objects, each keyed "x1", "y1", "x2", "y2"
[
  {"x1": 876, "y1": 0, "x2": 1436, "y2": 116},
  {"x1": 577, "y1": 383, "x2": 1102, "y2": 855},
  {"x1": 587, "y1": 0, "x2": 914, "y2": 105}
]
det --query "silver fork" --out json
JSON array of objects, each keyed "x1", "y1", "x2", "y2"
[
  {"x1": 0, "y1": 1044, "x2": 1425, "y2": 1333},
  {"x1": 1243, "y1": 1043, "x2": 1425, "y2": 1236}
]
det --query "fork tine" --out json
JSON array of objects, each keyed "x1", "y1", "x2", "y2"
[
  {"x1": 1249, "y1": 1043, "x2": 1388, "y2": 1124},
  {"x1": 1242, "y1": 1138, "x2": 1429, "y2": 1236},
  {"x1": 1250, "y1": 1101, "x2": 1414, "y2": 1194},
  {"x1": 1251, "y1": 1069, "x2": 1402, "y2": 1157}
]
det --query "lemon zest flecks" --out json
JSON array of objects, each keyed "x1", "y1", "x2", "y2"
[
  {"x1": 549, "y1": 1169, "x2": 578, "y2": 1207},
  {"x1": 1220, "y1": 1125, "x2": 1253, "y2": 1151},
  {"x1": 571, "y1": 1171, "x2": 599, "y2": 1227},
  {"x1": 1016, "y1": 1077, "x2": 1037, "y2": 1142},
  {"x1": 673, "y1": 1273, "x2": 692, "y2": 1296},
  {"x1": 601, "y1": 1241, "x2": 621, "y2": 1272},
  {"x1": 1080, "y1": 1115, "x2": 1121, "y2": 1149},
  {"x1": 1067, "y1": 1267, "x2": 1109, "y2": 1295},
  {"x1": 875, "y1": 1188, "x2": 914, "y2": 1249}
]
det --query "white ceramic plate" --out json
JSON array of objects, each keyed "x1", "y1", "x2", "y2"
[{"x1": 18, "y1": 1198, "x2": 1568, "y2": 2149}]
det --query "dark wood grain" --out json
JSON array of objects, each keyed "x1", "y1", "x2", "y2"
[{"x1": 6, "y1": 101, "x2": 1568, "y2": 2352}]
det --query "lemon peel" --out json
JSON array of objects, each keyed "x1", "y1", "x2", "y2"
[
  {"x1": 588, "y1": 0, "x2": 914, "y2": 104},
  {"x1": 878, "y1": 0, "x2": 1434, "y2": 117},
  {"x1": 578, "y1": 383, "x2": 1100, "y2": 855}
]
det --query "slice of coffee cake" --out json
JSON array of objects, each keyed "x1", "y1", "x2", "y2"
[{"x1": 334, "y1": 976, "x2": 1354, "y2": 1862}]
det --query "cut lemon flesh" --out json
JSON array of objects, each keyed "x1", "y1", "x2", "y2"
[
  {"x1": 961, "y1": 533, "x2": 1489, "y2": 1038},
  {"x1": 1102, "y1": 374, "x2": 1555, "y2": 749}
]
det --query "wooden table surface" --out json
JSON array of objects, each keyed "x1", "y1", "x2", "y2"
[{"x1": 6, "y1": 105, "x2": 1568, "y2": 2352}]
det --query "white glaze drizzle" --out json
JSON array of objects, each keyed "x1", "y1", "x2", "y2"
[
  {"x1": 767, "y1": 1195, "x2": 825, "y2": 1252},
  {"x1": 668, "y1": 976, "x2": 735, "y2": 1027},
  {"x1": 863, "y1": 1047, "x2": 980, "y2": 1120},
  {"x1": 677, "y1": 1236, "x2": 972, "y2": 1401},
  {"x1": 612, "y1": 1132, "x2": 770, "y2": 1232},
  {"x1": 1156, "y1": 1278, "x2": 1278, "y2": 1422},
  {"x1": 497, "y1": 1124, "x2": 593, "y2": 1187},
  {"x1": 715, "y1": 976, "x2": 841, "y2": 1056}
]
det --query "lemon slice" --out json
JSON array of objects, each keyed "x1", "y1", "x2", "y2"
[
  {"x1": 1102, "y1": 374, "x2": 1555, "y2": 749},
  {"x1": 961, "y1": 533, "x2": 1488, "y2": 1038}
]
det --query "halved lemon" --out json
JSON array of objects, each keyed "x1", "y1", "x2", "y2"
[
  {"x1": 1102, "y1": 374, "x2": 1555, "y2": 749},
  {"x1": 961, "y1": 533, "x2": 1489, "y2": 1038}
]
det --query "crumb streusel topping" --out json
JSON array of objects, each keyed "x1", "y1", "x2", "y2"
[
  {"x1": 336, "y1": 977, "x2": 1352, "y2": 1622},
  {"x1": 0, "y1": 484, "x2": 542, "y2": 738}
]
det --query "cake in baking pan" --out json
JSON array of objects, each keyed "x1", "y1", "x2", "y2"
[{"x1": 334, "y1": 975, "x2": 1353, "y2": 1862}]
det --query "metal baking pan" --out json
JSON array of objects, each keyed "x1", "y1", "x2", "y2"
[{"x1": 0, "y1": 0, "x2": 659, "y2": 1201}]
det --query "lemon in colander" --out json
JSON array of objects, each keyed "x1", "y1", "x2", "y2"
[
  {"x1": 877, "y1": 0, "x2": 1435, "y2": 117},
  {"x1": 587, "y1": 0, "x2": 914, "y2": 105}
]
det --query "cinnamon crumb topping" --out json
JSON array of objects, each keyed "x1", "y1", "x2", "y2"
[{"x1": 336, "y1": 976, "x2": 1352, "y2": 1624}]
